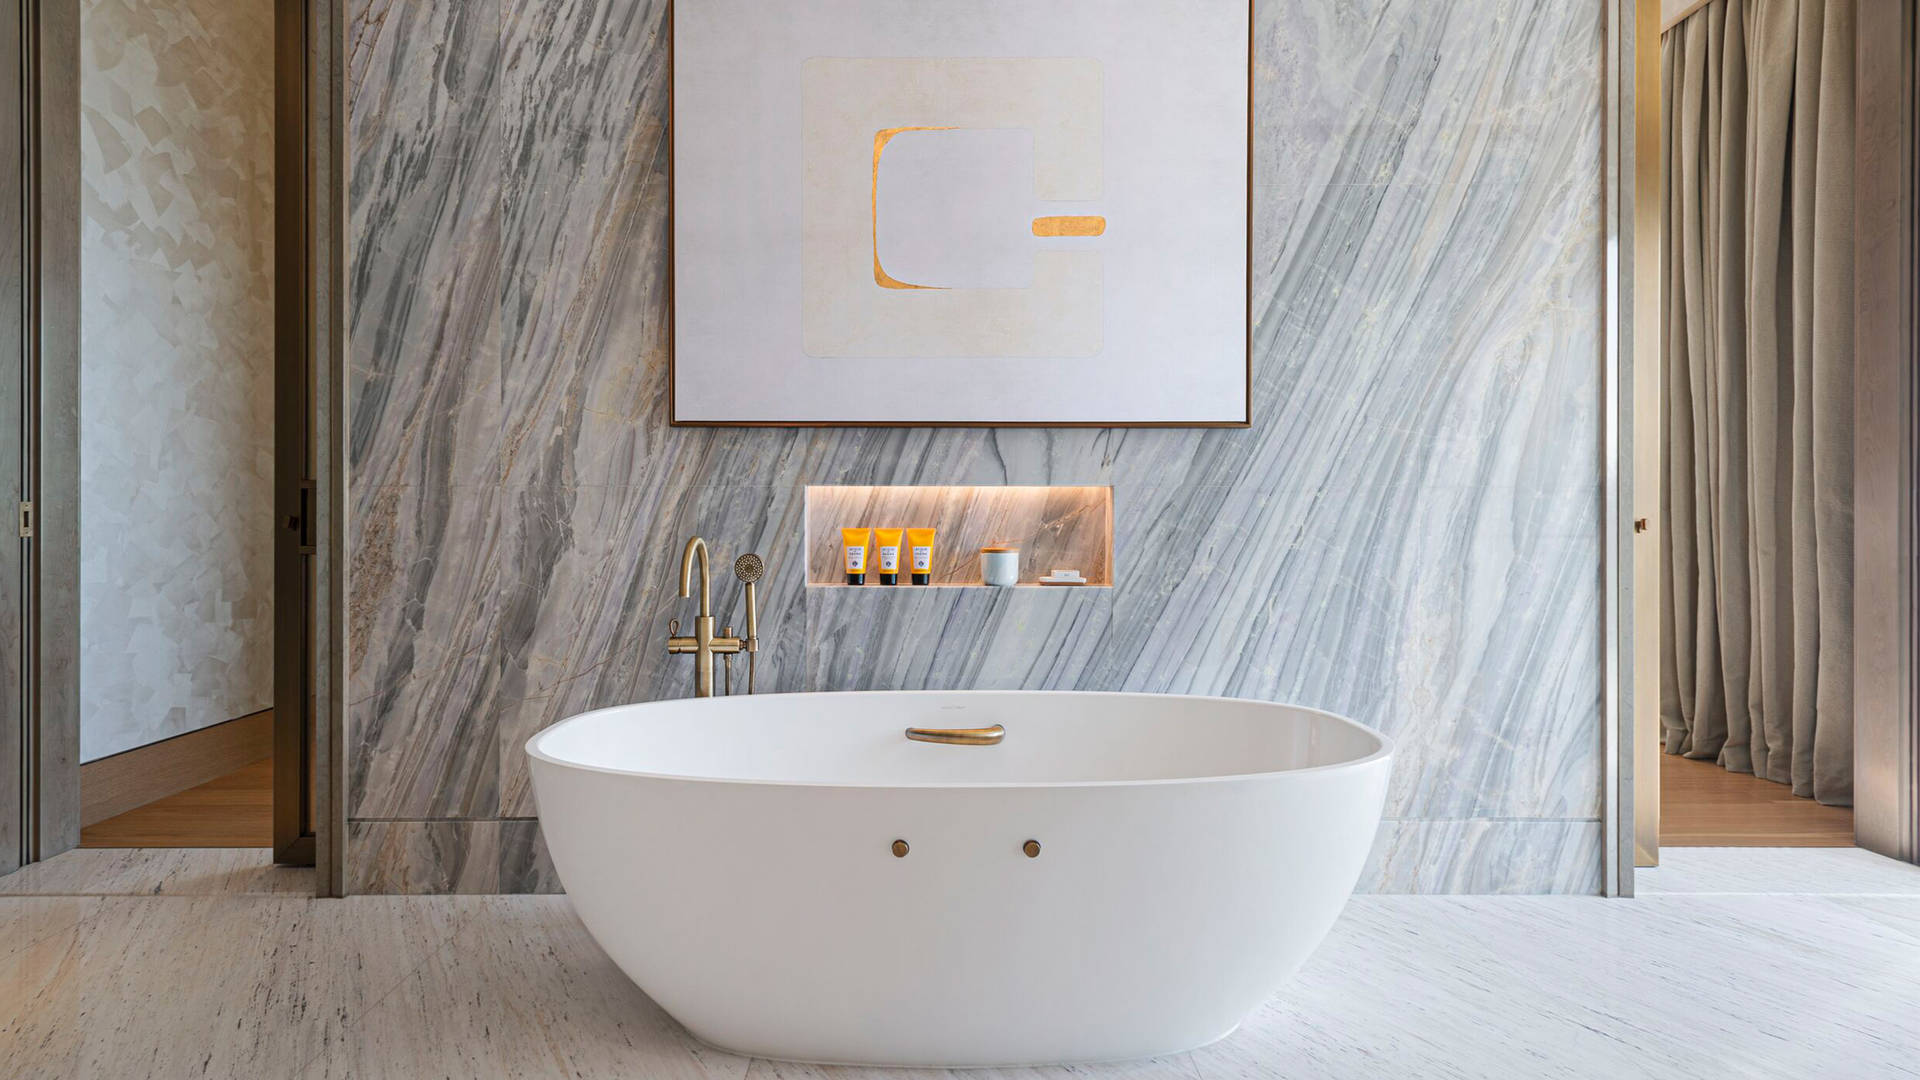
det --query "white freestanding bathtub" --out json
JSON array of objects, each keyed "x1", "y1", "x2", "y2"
[{"x1": 525, "y1": 690, "x2": 1391, "y2": 1067}]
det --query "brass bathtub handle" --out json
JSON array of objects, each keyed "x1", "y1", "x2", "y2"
[{"x1": 904, "y1": 724, "x2": 1005, "y2": 746}]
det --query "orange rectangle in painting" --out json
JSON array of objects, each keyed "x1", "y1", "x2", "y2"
[{"x1": 1030, "y1": 215, "x2": 1107, "y2": 237}]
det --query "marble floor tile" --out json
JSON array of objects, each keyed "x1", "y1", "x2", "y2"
[
  {"x1": 0, "y1": 895, "x2": 98, "y2": 961},
  {"x1": 1191, "y1": 893, "x2": 1920, "y2": 1079},
  {"x1": 1832, "y1": 895, "x2": 1920, "y2": 948},
  {"x1": 1637, "y1": 846, "x2": 1920, "y2": 895},
  {"x1": 744, "y1": 1055, "x2": 1200, "y2": 1080},
  {"x1": 0, "y1": 847, "x2": 311, "y2": 897},
  {"x1": 297, "y1": 895, "x2": 750, "y2": 1080},
  {"x1": 3, "y1": 892, "x2": 480, "y2": 1080},
  {"x1": 7, "y1": 850, "x2": 1920, "y2": 1079}
]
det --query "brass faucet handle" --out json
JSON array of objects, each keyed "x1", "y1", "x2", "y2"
[
  {"x1": 666, "y1": 618, "x2": 700, "y2": 655},
  {"x1": 905, "y1": 725, "x2": 1006, "y2": 745}
]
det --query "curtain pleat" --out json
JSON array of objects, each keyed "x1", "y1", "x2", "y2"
[
  {"x1": 1660, "y1": 0, "x2": 1853, "y2": 806},
  {"x1": 1808, "y1": 0, "x2": 1854, "y2": 803}
]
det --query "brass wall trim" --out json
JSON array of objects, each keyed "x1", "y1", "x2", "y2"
[{"x1": 904, "y1": 724, "x2": 1005, "y2": 746}]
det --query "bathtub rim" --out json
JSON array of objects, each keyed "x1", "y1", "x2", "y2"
[{"x1": 524, "y1": 689, "x2": 1393, "y2": 792}]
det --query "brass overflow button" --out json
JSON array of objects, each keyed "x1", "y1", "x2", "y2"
[
  {"x1": 891, "y1": 839, "x2": 910, "y2": 858},
  {"x1": 1023, "y1": 839, "x2": 1041, "y2": 858}
]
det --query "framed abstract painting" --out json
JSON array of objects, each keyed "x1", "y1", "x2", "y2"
[{"x1": 669, "y1": 0, "x2": 1251, "y2": 426}]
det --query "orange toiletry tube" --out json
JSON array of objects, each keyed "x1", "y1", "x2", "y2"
[
  {"x1": 841, "y1": 527, "x2": 871, "y2": 585},
  {"x1": 906, "y1": 527, "x2": 937, "y2": 586},
  {"x1": 874, "y1": 528, "x2": 904, "y2": 586}
]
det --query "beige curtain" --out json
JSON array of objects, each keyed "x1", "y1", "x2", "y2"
[{"x1": 1661, "y1": 0, "x2": 1854, "y2": 805}]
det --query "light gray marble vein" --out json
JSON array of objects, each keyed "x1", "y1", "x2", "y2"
[
  {"x1": 345, "y1": 0, "x2": 1607, "y2": 892},
  {"x1": 346, "y1": 0, "x2": 507, "y2": 821},
  {"x1": 347, "y1": 819, "x2": 502, "y2": 894},
  {"x1": 5, "y1": 850, "x2": 1920, "y2": 1079},
  {"x1": 1360, "y1": 819, "x2": 1603, "y2": 895}
]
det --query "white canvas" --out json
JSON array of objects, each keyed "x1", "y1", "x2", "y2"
[{"x1": 671, "y1": 0, "x2": 1249, "y2": 424}]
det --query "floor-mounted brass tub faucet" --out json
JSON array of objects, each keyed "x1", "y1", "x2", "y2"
[{"x1": 666, "y1": 536, "x2": 763, "y2": 697}]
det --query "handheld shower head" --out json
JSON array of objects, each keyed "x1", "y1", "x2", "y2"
[
  {"x1": 732, "y1": 553, "x2": 765, "y2": 693},
  {"x1": 733, "y1": 552, "x2": 764, "y2": 583}
]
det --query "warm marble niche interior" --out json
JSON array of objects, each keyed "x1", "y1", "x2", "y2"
[{"x1": 803, "y1": 486, "x2": 1114, "y2": 588}]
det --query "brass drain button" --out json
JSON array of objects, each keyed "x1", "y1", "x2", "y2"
[
  {"x1": 891, "y1": 839, "x2": 910, "y2": 858},
  {"x1": 1023, "y1": 839, "x2": 1042, "y2": 858}
]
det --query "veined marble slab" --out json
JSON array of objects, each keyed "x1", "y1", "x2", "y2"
[{"x1": 345, "y1": 0, "x2": 1608, "y2": 893}]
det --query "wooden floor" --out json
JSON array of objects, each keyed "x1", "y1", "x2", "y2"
[
  {"x1": 79, "y1": 757, "x2": 274, "y2": 848},
  {"x1": 1659, "y1": 751, "x2": 1854, "y2": 847}
]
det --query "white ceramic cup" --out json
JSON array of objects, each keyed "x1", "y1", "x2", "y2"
[{"x1": 980, "y1": 548, "x2": 1020, "y2": 587}]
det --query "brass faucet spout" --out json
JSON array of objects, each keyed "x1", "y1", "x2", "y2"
[{"x1": 680, "y1": 536, "x2": 712, "y2": 617}]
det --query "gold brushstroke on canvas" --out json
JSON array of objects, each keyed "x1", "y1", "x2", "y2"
[
  {"x1": 872, "y1": 126, "x2": 956, "y2": 290},
  {"x1": 1030, "y1": 215, "x2": 1107, "y2": 237}
]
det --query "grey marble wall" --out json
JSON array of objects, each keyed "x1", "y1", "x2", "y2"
[
  {"x1": 346, "y1": 0, "x2": 1604, "y2": 894},
  {"x1": 79, "y1": 0, "x2": 276, "y2": 762}
]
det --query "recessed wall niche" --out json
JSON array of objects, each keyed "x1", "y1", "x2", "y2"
[{"x1": 803, "y1": 486, "x2": 1114, "y2": 588}]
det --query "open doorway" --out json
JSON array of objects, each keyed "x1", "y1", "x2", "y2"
[
  {"x1": 1635, "y1": 0, "x2": 1918, "y2": 870},
  {"x1": 2, "y1": 0, "x2": 343, "y2": 891},
  {"x1": 70, "y1": 0, "x2": 279, "y2": 850}
]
